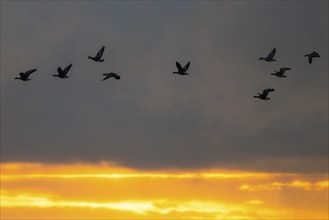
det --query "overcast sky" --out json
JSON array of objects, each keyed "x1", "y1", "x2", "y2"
[{"x1": 1, "y1": 1, "x2": 328, "y2": 172}]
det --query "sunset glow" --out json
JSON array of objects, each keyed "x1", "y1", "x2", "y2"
[
  {"x1": 1, "y1": 163, "x2": 328, "y2": 219},
  {"x1": 2, "y1": 1, "x2": 328, "y2": 219}
]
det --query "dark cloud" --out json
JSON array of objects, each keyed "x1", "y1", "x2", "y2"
[{"x1": 1, "y1": 1, "x2": 328, "y2": 172}]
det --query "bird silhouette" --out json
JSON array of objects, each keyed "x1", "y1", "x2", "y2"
[
  {"x1": 271, "y1": 67, "x2": 291, "y2": 78},
  {"x1": 102, "y1": 72, "x2": 121, "y2": 80},
  {"x1": 254, "y1": 88, "x2": 275, "y2": 100},
  {"x1": 173, "y1": 61, "x2": 190, "y2": 75},
  {"x1": 53, "y1": 64, "x2": 72, "y2": 78},
  {"x1": 15, "y1": 69, "x2": 37, "y2": 81},
  {"x1": 304, "y1": 51, "x2": 320, "y2": 64},
  {"x1": 259, "y1": 48, "x2": 276, "y2": 62},
  {"x1": 88, "y1": 46, "x2": 105, "y2": 62}
]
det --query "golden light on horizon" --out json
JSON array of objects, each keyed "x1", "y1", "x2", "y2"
[{"x1": 1, "y1": 163, "x2": 328, "y2": 219}]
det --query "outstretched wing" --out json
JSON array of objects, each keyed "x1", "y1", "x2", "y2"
[
  {"x1": 308, "y1": 56, "x2": 313, "y2": 64},
  {"x1": 176, "y1": 62, "x2": 183, "y2": 72},
  {"x1": 262, "y1": 88, "x2": 275, "y2": 97},
  {"x1": 268, "y1": 48, "x2": 276, "y2": 59},
  {"x1": 280, "y1": 67, "x2": 291, "y2": 72},
  {"x1": 96, "y1": 46, "x2": 105, "y2": 59},
  {"x1": 63, "y1": 64, "x2": 73, "y2": 75},
  {"x1": 25, "y1": 69, "x2": 37, "y2": 77},
  {"x1": 183, "y1": 62, "x2": 190, "y2": 72},
  {"x1": 263, "y1": 89, "x2": 274, "y2": 96},
  {"x1": 102, "y1": 74, "x2": 111, "y2": 81},
  {"x1": 312, "y1": 51, "x2": 320, "y2": 57},
  {"x1": 19, "y1": 72, "x2": 25, "y2": 78},
  {"x1": 57, "y1": 67, "x2": 64, "y2": 75}
]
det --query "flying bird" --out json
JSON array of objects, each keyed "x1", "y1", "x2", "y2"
[
  {"x1": 102, "y1": 72, "x2": 121, "y2": 80},
  {"x1": 254, "y1": 88, "x2": 275, "y2": 100},
  {"x1": 14, "y1": 69, "x2": 37, "y2": 81},
  {"x1": 88, "y1": 46, "x2": 105, "y2": 62},
  {"x1": 271, "y1": 67, "x2": 291, "y2": 78},
  {"x1": 259, "y1": 48, "x2": 276, "y2": 62},
  {"x1": 173, "y1": 61, "x2": 190, "y2": 75},
  {"x1": 53, "y1": 64, "x2": 72, "y2": 78},
  {"x1": 304, "y1": 51, "x2": 320, "y2": 64}
]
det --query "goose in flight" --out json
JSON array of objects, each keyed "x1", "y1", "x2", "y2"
[
  {"x1": 53, "y1": 64, "x2": 72, "y2": 78},
  {"x1": 259, "y1": 48, "x2": 276, "y2": 62},
  {"x1": 304, "y1": 51, "x2": 320, "y2": 64},
  {"x1": 15, "y1": 69, "x2": 37, "y2": 81},
  {"x1": 271, "y1": 67, "x2": 291, "y2": 78},
  {"x1": 254, "y1": 88, "x2": 275, "y2": 100},
  {"x1": 88, "y1": 46, "x2": 105, "y2": 62},
  {"x1": 102, "y1": 72, "x2": 120, "y2": 80},
  {"x1": 173, "y1": 61, "x2": 190, "y2": 75}
]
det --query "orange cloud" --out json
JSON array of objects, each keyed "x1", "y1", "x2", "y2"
[
  {"x1": 1, "y1": 162, "x2": 328, "y2": 219},
  {"x1": 240, "y1": 180, "x2": 329, "y2": 191}
]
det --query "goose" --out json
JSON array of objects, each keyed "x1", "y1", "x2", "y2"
[
  {"x1": 88, "y1": 46, "x2": 105, "y2": 62},
  {"x1": 271, "y1": 67, "x2": 291, "y2": 78},
  {"x1": 173, "y1": 61, "x2": 190, "y2": 75},
  {"x1": 53, "y1": 64, "x2": 72, "y2": 78},
  {"x1": 259, "y1": 48, "x2": 276, "y2": 62},
  {"x1": 102, "y1": 72, "x2": 120, "y2": 80},
  {"x1": 254, "y1": 88, "x2": 275, "y2": 100},
  {"x1": 15, "y1": 69, "x2": 37, "y2": 81},
  {"x1": 304, "y1": 51, "x2": 320, "y2": 64}
]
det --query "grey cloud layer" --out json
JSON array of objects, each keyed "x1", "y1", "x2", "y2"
[{"x1": 1, "y1": 1, "x2": 328, "y2": 172}]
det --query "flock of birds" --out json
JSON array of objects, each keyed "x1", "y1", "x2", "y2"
[
  {"x1": 254, "y1": 48, "x2": 320, "y2": 100},
  {"x1": 14, "y1": 46, "x2": 121, "y2": 81},
  {"x1": 14, "y1": 46, "x2": 320, "y2": 101}
]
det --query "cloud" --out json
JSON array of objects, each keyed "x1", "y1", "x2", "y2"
[
  {"x1": 240, "y1": 180, "x2": 329, "y2": 191},
  {"x1": 1, "y1": 162, "x2": 328, "y2": 219}
]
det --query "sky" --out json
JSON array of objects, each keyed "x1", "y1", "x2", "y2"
[{"x1": 0, "y1": 1, "x2": 328, "y2": 219}]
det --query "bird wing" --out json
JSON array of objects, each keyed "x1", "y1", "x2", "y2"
[
  {"x1": 57, "y1": 67, "x2": 64, "y2": 75},
  {"x1": 312, "y1": 51, "x2": 320, "y2": 57},
  {"x1": 176, "y1": 62, "x2": 183, "y2": 72},
  {"x1": 183, "y1": 62, "x2": 190, "y2": 72},
  {"x1": 280, "y1": 67, "x2": 291, "y2": 73},
  {"x1": 109, "y1": 72, "x2": 117, "y2": 77},
  {"x1": 96, "y1": 46, "x2": 105, "y2": 58},
  {"x1": 102, "y1": 75, "x2": 111, "y2": 80},
  {"x1": 63, "y1": 64, "x2": 72, "y2": 75},
  {"x1": 308, "y1": 56, "x2": 313, "y2": 64},
  {"x1": 268, "y1": 48, "x2": 276, "y2": 59},
  {"x1": 111, "y1": 72, "x2": 120, "y2": 79},
  {"x1": 109, "y1": 72, "x2": 121, "y2": 79},
  {"x1": 263, "y1": 88, "x2": 275, "y2": 96},
  {"x1": 25, "y1": 69, "x2": 37, "y2": 77},
  {"x1": 19, "y1": 72, "x2": 25, "y2": 78}
]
